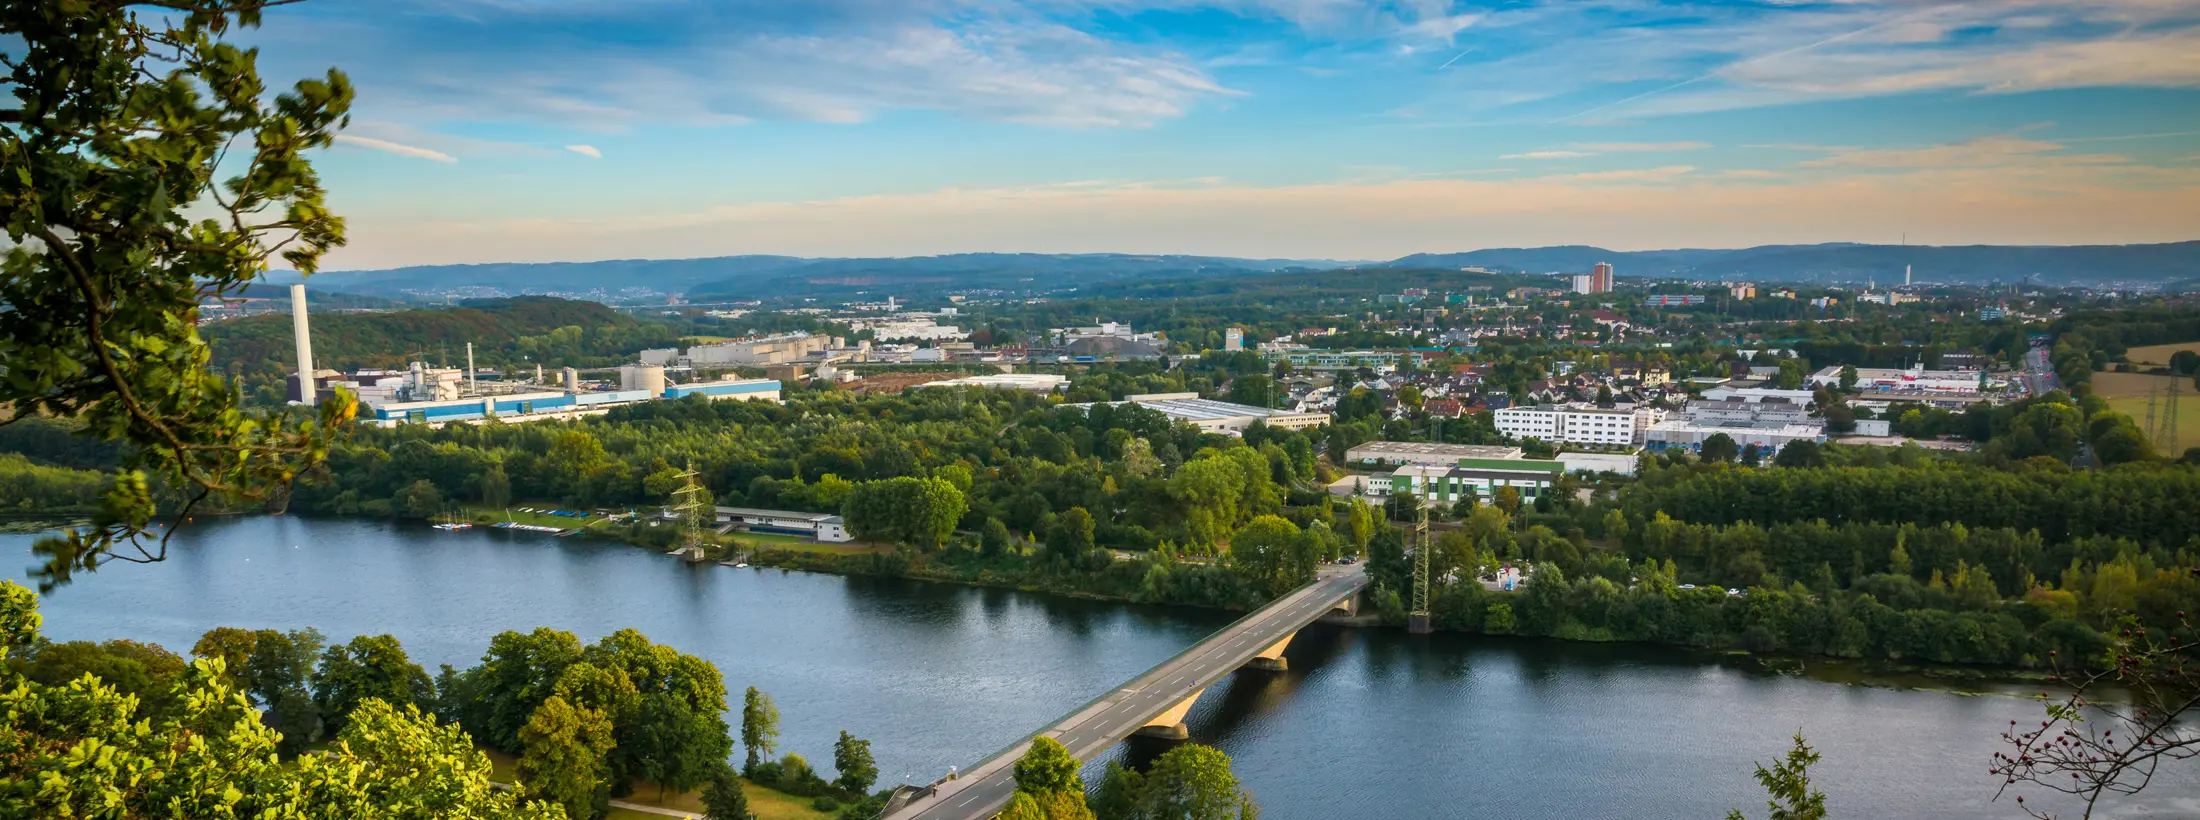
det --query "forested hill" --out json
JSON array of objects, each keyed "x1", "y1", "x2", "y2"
[
  {"x1": 204, "y1": 296, "x2": 682, "y2": 377},
  {"x1": 1386, "y1": 241, "x2": 2200, "y2": 286}
]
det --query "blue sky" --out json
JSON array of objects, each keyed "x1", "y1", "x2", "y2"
[{"x1": 240, "y1": 0, "x2": 2200, "y2": 268}]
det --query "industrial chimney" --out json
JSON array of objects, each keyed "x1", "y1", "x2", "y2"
[{"x1": 290, "y1": 283, "x2": 316, "y2": 407}]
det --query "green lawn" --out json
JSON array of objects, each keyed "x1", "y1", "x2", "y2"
[
  {"x1": 485, "y1": 746, "x2": 828, "y2": 820},
  {"x1": 747, "y1": 539, "x2": 892, "y2": 556},
  {"x1": 462, "y1": 504, "x2": 612, "y2": 531}
]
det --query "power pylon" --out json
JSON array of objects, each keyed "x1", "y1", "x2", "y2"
[
  {"x1": 1409, "y1": 501, "x2": 1432, "y2": 634},
  {"x1": 2166, "y1": 375, "x2": 2182, "y2": 453},
  {"x1": 670, "y1": 462, "x2": 710, "y2": 556},
  {"x1": 2146, "y1": 380, "x2": 2160, "y2": 446}
]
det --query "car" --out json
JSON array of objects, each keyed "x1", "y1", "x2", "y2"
[
  {"x1": 1338, "y1": 557, "x2": 1356, "y2": 565},
  {"x1": 1678, "y1": 583, "x2": 1697, "y2": 589}
]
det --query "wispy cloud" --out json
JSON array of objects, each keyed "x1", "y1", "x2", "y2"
[
  {"x1": 564, "y1": 144, "x2": 602, "y2": 159},
  {"x1": 330, "y1": 134, "x2": 457, "y2": 163},
  {"x1": 1797, "y1": 134, "x2": 2125, "y2": 168},
  {"x1": 1500, "y1": 150, "x2": 1594, "y2": 160},
  {"x1": 1573, "y1": 141, "x2": 1712, "y2": 152}
]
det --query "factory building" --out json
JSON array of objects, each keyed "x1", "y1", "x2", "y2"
[
  {"x1": 1066, "y1": 392, "x2": 1328, "y2": 435},
  {"x1": 1493, "y1": 404, "x2": 1664, "y2": 447}
]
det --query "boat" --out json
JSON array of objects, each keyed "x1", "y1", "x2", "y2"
[{"x1": 432, "y1": 510, "x2": 473, "y2": 530}]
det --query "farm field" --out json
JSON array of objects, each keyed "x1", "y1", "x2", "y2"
[
  {"x1": 2123, "y1": 341, "x2": 2200, "y2": 366},
  {"x1": 2092, "y1": 371, "x2": 2200, "y2": 453}
]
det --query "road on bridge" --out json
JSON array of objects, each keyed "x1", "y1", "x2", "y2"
[{"x1": 884, "y1": 566, "x2": 1367, "y2": 820}]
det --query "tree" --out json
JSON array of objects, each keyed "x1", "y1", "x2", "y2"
[
  {"x1": 519, "y1": 695, "x2": 618, "y2": 820},
  {"x1": 396, "y1": 478, "x2": 444, "y2": 518},
  {"x1": 5, "y1": 1, "x2": 357, "y2": 589},
  {"x1": 1494, "y1": 486, "x2": 1522, "y2": 517},
  {"x1": 1772, "y1": 440, "x2": 1824, "y2": 469},
  {"x1": 1090, "y1": 761, "x2": 1146, "y2": 820},
  {"x1": 1701, "y1": 433, "x2": 1740, "y2": 464},
  {"x1": 1225, "y1": 374, "x2": 1275, "y2": 408},
  {"x1": 701, "y1": 765, "x2": 753, "y2": 820},
  {"x1": 1838, "y1": 364, "x2": 1858, "y2": 391},
  {"x1": 982, "y1": 518, "x2": 1015, "y2": 558},
  {"x1": 314, "y1": 634, "x2": 433, "y2": 736},
  {"x1": 1726, "y1": 732, "x2": 1827, "y2": 820},
  {"x1": 741, "y1": 686, "x2": 781, "y2": 773},
  {"x1": 483, "y1": 462, "x2": 514, "y2": 508},
  {"x1": 1012, "y1": 736, "x2": 1083, "y2": 796},
  {"x1": 1228, "y1": 515, "x2": 1305, "y2": 597},
  {"x1": 1047, "y1": 506, "x2": 1098, "y2": 565},
  {"x1": 834, "y1": 730, "x2": 879, "y2": 794},
  {"x1": 0, "y1": 582, "x2": 561, "y2": 820},
  {"x1": 466, "y1": 627, "x2": 585, "y2": 754},
  {"x1": 843, "y1": 476, "x2": 967, "y2": 549},
  {"x1": 1740, "y1": 443, "x2": 1764, "y2": 467},
  {"x1": 1992, "y1": 615, "x2": 2197, "y2": 818},
  {"x1": 193, "y1": 625, "x2": 326, "y2": 754},
  {"x1": 1128, "y1": 743, "x2": 1258, "y2": 820},
  {"x1": 629, "y1": 692, "x2": 730, "y2": 799}
]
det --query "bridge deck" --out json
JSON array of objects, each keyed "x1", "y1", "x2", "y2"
[{"x1": 884, "y1": 567, "x2": 1367, "y2": 820}]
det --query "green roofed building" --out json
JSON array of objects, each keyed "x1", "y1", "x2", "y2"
[{"x1": 1379, "y1": 458, "x2": 1565, "y2": 504}]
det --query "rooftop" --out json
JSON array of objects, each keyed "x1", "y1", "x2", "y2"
[{"x1": 1347, "y1": 441, "x2": 1523, "y2": 460}]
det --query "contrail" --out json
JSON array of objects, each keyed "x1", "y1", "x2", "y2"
[
  {"x1": 1438, "y1": 47, "x2": 1477, "y2": 70},
  {"x1": 1552, "y1": 6, "x2": 1943, "y2": 124}
]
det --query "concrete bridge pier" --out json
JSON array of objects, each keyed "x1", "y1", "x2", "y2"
[
  {"x1": 1244, "y1": 635, "x2": 1293, "y2": 671},
  {"x1": 1133, "y1": 687, "x2": 1205, "y2": 740}
]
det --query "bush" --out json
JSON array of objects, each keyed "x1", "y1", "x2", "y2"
[{"x1": 811, "y1": 796, "x2": 840, "y2": 812}]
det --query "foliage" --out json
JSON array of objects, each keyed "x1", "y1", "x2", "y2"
[
  {"x1": 843, "y1": 475, "x2": 967, "y2": 549},
  {"x1": 741, "y1": 685, "x2": 781, "y2": 773},
  {"x1": 1012, "y1": 736, "x2": 1083, "y2": 796},
  {"x1": 834, "y1": 729, "x2": 878, "y2": 794},
  {"x1": 1111, "y1": 744, "x2": 1259, "y2": 820},
  {"x1": 1726, "y1": 732, "x2": 1827, "y2": 820},
  {"x1": 0, "y1": 581, "x2": 563, "y2": 819},
  {"x1": 1991, "y1": 614, "x2": 2199, "y2": 818},
  {"x1": 314, "y1": 633, "x2": 434, "y2": 736},
  {"x1": 3, "y1": 0, "x2": 359, "y2": 589},
  {"x1": 519, "y1": 695, "x2": 617, "y2": 820},
  {"x1": 700, "y1": 765, "x2": 754, "y2": 820},
  {"x1": 191, "y1": 625, "x2": 326, "y2": 754}
]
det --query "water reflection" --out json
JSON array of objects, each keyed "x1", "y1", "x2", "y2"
[{"x1": 12, "y1": 516, "x2": 2198, "y2": 820}]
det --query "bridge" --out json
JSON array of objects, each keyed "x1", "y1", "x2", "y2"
[{"x1": 881, "y1": 566, "x2": 1368, "y2": 820}]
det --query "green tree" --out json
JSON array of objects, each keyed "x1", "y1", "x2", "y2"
[
  {"x1": 0, "y1": 582, "x2": 562, "y2": 820},
  {"x1": 519, "y1": 695, "x2": 618, "y2": 820},
  {"x1": 466, "y1": 627, "x2": 586, "y2": 754},
  {"x1": 982, "y1": 517, "x2": 1015, "y2": 557},
  {"x1": 483, "y1": 462, "x2": 514, "y2": 508},
  {"x1": 1090, "y1": 761, "x2": 1146, "y2": 820},
  {"x1": 193, "y1": 625, "x2": 326, "y2": 754},
  {"x1": 741, "y1": 686, "x2": 781, "y2": 773},
  {"x1": 396, "y1": 478, "x2": 444, "y2": 518},
  {"x1": 3, "y1": 0, "x2": 357, "y2": 589},
  {"x1": 1838, "y1": 364, "x2": 1858, "y2": 391},
  {"x1": 834, "y1": 730, "x2": 878, "y2": 794},
  {"x1": 1227, "y1": 515, "x2": 1304, "y2": 597},
  {"x1": 1725, "y1": 732, "x2": 1827, "y2": 820},
  {"x1": 1700, "y1": 433, "x2": 1739, "y2": 464},
  {"x1": 1771, "y1": 440, "x2": 1825, "y2": 469},
  {"x1": 700, "y1": 765, "x2": 752, "y2": 820},
  {"x1": 1047, "y1": 506, "x2": 1098, "y2": 565},
  {"x1": 1012, "y1": 736, "x2": 1083, "y2": 796},
  {"x1": 843, "y1": 476, "x2": 967, "y2": 549},
  {"x1": 1127, "y1": 743, "x2": 1258, "y2": 820},
  {"x1": 314, "y1": 634, "x2": 433, "y2": 736}
]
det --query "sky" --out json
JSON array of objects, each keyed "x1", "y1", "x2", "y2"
[{"x1": 235, "y1": 0, "x2": 2200, "y2": 269}]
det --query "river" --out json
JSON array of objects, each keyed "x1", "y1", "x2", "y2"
[{"x1": 10, "y1": 516, "x2": 2196, "y2": 819}]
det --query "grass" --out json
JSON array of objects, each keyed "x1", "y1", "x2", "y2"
[
  {"x1": 483, "y1": 745, "x2": 829, "y2": 820},
  {"x1": 745, "y1": 538, "x2": 892, "y2": 556},
  {"x1": 462, "y1": 504, "x2": 613, "y2": 531},
  {"x1": 2089, "y1": 371, "x2": 2200, "y2": 453},
  {"x1": 2123, "y1": 341, "x2": 2200, "y2": 367},
  {"x1": 605, "y1": 776, "x2": 833, "y2": 820}
]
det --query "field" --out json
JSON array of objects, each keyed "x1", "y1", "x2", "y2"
[
  {"x1": 2123, "y1": 341, "x2": 2200, "y2": 366},
  {"x1": 2091, "y1": 371, "x2": 2200, "y2": 453},
  {"x1": 484, "y1": 748, "x2": 828, "y2": 820}
]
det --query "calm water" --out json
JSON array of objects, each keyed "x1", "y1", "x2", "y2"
[{"x1": 11, "y1": 516, "x2": 2197, "y2": 819}]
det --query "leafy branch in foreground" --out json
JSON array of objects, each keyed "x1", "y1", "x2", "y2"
[
  {"x1": 1993, "y1": 613, "x2": 2199, "y2": 820},
  {"x1": 1, "y1": 1, "x2": 354, "y2": 588}
]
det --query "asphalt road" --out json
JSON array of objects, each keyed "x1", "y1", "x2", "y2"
[{"x1": 885, "y1": 567, "x2": 1368, "y2": 820}]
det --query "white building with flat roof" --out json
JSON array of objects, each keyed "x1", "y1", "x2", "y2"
[
  {"x1": 1344, "y1": 441, "x2": 1524, "y2": 468},
  {"x1": 926, "y1": 373, "x2": 1068, "y2": 392},
  {"x1": 1069, "y1": 392, "x2": 1328, "y2": 435},
  {"x1": 1809, "y1": 365, "x2": 2001, "y2": 394},
  {"x1": 1643, "y1": 399, "x2": 1825, "y2": 454},
  {"x1": 1493, "y1": 404, "x2": 1663, "y2": 446}
]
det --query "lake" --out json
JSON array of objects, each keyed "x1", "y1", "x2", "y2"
[{"x1": 11, "y1": 515, "x2": 2195, "y2": 819}]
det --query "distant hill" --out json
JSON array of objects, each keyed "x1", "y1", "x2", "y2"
[
  {"x1": 284, "y1": 253, "x2": 1349, "y2": 301},
  {"x1": 204, "y1": 296, "x2": 681, "y2": 377},
  {"x1": 1384, "y1": 241, "x2": 2200, "y2": 285}
]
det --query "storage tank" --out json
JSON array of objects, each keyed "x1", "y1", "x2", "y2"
[{"x1": 620, "y1": 364, "x2": 667, "y2": 396}]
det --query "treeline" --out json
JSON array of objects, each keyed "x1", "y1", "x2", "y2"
[
  {"x1": 1620, "y1": 460, "x2": 2200, "y2": 547},
  {"x1": 204, "y1": 296, "x2": 688, "y2": 382},
  {"x1": 0, "y1": 452, "x2": 105, "y2": 515},
  {"x1": 3, "y1": 589, "x2": 883, "y2": 820}
]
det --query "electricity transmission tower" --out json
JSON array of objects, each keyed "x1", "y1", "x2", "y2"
[
  {"x1": 2146, "y1": 380, "x2": 2160, "y2": 446},
  {"x1": 1409, "y1": 501, "x2": 1432, "y2": 634},
  {"x1": 2165, "y1": 376, "x2": 2182, "y2": 453},
  {"x1": 670, "y1": 462, "x2": 710, "y2": 558}
]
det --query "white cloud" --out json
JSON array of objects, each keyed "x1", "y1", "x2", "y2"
[
  {"x1": 564, "y1": 144, "x2": 602, "y2": 158},
  {"x1": 1797, "y1": 134, "x2": 2126, "y2": 168},
  {"x1": 324, "y1": 161, "x2": 2200, "y2": 268},
  {"x1": 1500, "y1": 150, "x2": 1595, "y2": 159},
  {"x1": 330, "y1": 134, "x2": 457, "y2": 163},
  {"x1": 1573, "y1": 141, "x2": 1713, "y2": 152}
]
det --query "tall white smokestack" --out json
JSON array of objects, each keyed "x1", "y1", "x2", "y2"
[
  {"x1": 466, "y1": 342, "x2": 476, "y2": 394},
  {"x1": 290, "y1": 283, "x2": 315, "y2": 407},
  {"x1": 1905, "y1": 265, "x2": 1912, "y2": 287}
]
